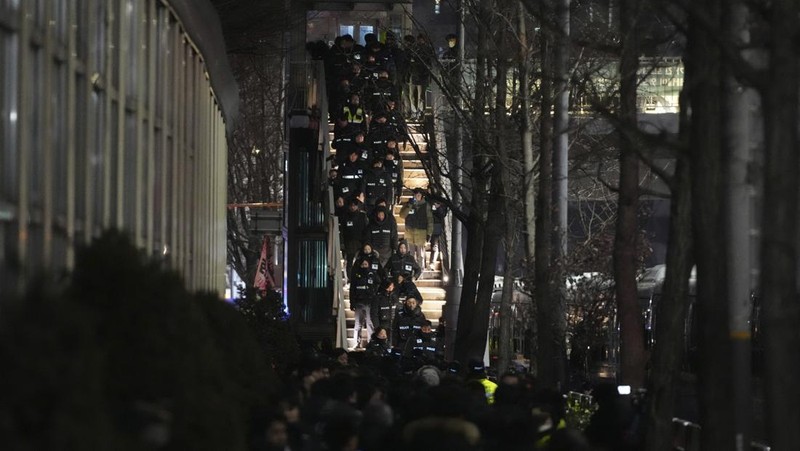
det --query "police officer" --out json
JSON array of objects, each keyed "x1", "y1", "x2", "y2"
[
  {"x1": 371, "y1": 280, "x2": 398, "y2": 342},
  {"x1": 386, "y1": 239, "x2": 421, "y2": 281},
  {"x1": 395, "y1": 273, "x2": 423, "y2": 306},
  {"x1": 339, "y1": 198, "x2": 369, "y2": 272},
  {"x1": 364, "y1": 205, "x2": 397, "y2": 267},
  {"x1": 392, "y1": 296, "x2": 426, "y2": 353},
  {"x1": 350, "y1": 258, "x2": 380, "y2": 348},
  {"x1": 364, "y1": 158, "x2": 392, "y2": 215}
]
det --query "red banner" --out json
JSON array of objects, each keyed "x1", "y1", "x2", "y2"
[{"x1": 254, "y1": 236, "x2": 275, "y2": 292}]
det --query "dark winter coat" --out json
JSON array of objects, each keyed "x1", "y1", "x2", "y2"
[
  {"x1": 396, "y1": 278, "x2": 423, "y2": 305},
  {"x1": 364, "y1": 206, "x2": 398, "y2": 256},
  {"x1": 365, "y1": 336, "x2": 390, "y2": 358},
  {"x1": 364, "y1": 167, "x2": 392, "y2": 207},
  {"x1": 411, "y1": 333, "x2": 443, "y2": 363},
  {"x1": 335, "y1": 160, "x2": 366, "y2": 201},
  {"x1": 371, "y1": 287, "x2": 398, "y2": 330},
  {"x1": 352, "y1": 250, "x2": 382, "y2": 277},
  {"x1": 386, "y1": 248, "x2": 421, "y2": 280},
  {"x1": 431, "y1": 203, "x2": 448, "y2": 236},
  {"x1": 349, "y1": 267, "x2": 380, "y2": 305},
  {"x1": 339, "y1": 209, "x2": 369, "y2": 255},
  {"x1": 392, "y1": 305, "x2": 426, "y2": 348}
]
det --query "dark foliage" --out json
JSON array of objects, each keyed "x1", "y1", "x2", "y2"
[
  {"x1": 235, "y1": 287, "x2": 301, "y2": 379},
  {"x1": 0, "y1": 230, "x2": 278, "y2": 450}
]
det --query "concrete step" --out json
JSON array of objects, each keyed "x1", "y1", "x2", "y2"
[{"x1": 343, "y1": 287, "x2": 447, "y2": 303}]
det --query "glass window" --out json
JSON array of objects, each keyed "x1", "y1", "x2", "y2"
[
  {"x1": 338, "y1": 25, "x2": 353, "y2": 38},
  {"x1": 358, "y1": 25, "x2": 373, "y2": 45},
  {"x1": 1, "y1": 34, "x2": 19, "y2": 202}
]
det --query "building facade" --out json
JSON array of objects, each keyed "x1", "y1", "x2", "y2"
[{"x1": 0, "y1": 0, "x2": 237, "y2": 297}]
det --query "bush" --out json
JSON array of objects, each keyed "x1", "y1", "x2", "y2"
[{"x1": 0, "y1": 231, "x2": 279, "y2": 450}]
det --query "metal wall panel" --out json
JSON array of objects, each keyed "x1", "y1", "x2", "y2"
[{"x1": 0, "y1": 0, "x2": 233, "y2": 298}]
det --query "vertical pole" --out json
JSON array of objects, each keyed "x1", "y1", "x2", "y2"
[{"x1": 724, "y1": 3, "x2": 752, "y2": 448}]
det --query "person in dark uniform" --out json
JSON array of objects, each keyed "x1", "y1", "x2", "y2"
[
  {"x1": 336, "y1": 148, "x2": 366, "y2": 202},
  {"x1": 339, "y1": 198, "x2": 369, "y2": 272},
  {"x1": 440, "y1": 33, "x2": 460, "y2": 94},
  {"x1": 383, "y1": 141, "x2": 403, "y2": 206},
  {"x1": 364, "y1": 158, "x2": 392, "y2": 216},
  {"x1": 365, "y1": 326, "x2": 391, "y2": 358},
  {"x1": 429, "y1": 199, "x2": 449, "y2": 270},
  {"x1": 350, "y1": 257, "x2": 381, "y2": 348},
  {"x1": 392, "y1": 296, "x2": 426, "y2": 353},
  {"x1": 351, "y1": 242, "x2": 382, "y2": 279},
  {"x1": 364, "y1": 205, "x2": 397, "y2": 267},
  {"x1": 395, "y1": 273, "x2": 423, "y2": 306},
  {"x1": 370, "y1": 280, "x2": 398, "y2": 342},
  {"x1": 385, "y1": 239, "x2": 421, "y2": 281},
  {"x1": 411, "y1": 320, "x2": 443, "y2": 364}
]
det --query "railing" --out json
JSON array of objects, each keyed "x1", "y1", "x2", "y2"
[{"x1": 307, "y1": 60, "x2": 348, "y2": 347}]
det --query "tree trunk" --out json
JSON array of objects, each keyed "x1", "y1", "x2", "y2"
[
  {"x1": 454, "y1": 0, "x2": 492, "y2": 364},
  {"x1": 686, "y1": 1, "x2": 735, "y2": 447},
  {"x1": 614, "y1": 0, "x2": 646, "y2": 389},
  {"x1": 645, "y1": 93, "x2": 693, "y2": 451},
  {"x1": 519, "y1": 2, "x2": 536, "y2": 270},
  {"x1": 455, "y1": 213, "x2": 485, "y2": 363},
  {"x1": 762, "y1": 1, "x2": 800, "y2": 448},
  {"x1": 535, "y1": 0, "x2": 558, "y2": 388},
  {"x1": 494, "y1": 22, "x2": 515, "y2": 373},
  {"x1": 471, "y1": 181, "x2": 504, "y2": 360}
]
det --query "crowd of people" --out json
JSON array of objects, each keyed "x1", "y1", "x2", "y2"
[
  {"x1": 253, "y1": 344, "x2": 644, "y2": 451},
  {"x1": 249, "y1": 33, "x2": 647, "y2": 451},
  {"x1": 315, "y1": 32, "x2": 451, "y2": 351}
]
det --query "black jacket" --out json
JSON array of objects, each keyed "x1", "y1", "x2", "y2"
[
  {"x1": 386, "y1": 249, "x2": 421, "y2": 280},
  {"x1": 350, "y1": 267, "x2": 380, "y2": 305},
  {"x1": 431, "y1": 203, "x2": 448, "y2": 235},
  {"x1": 371, "y1": 287, "x2": 399, "y2": 327},
  {"x1": 364, "y1": 167, "x2": 393, "y2": 206},
  {"x1": 335, "y1": 160, "x2": 366, "y2": 201},
  {"x1": 393, "y1": 305, "x2": 426, "y2": 347},
  {"x1": 397, "y1": 278, "x2": 423, "y2": 305},
  {"x1": 364, "y1": 207, "x2": 398, "y2": 255},
  {"x1": 411, "y1": 333, "x2": 443, "y2": 363},
  {"x1": 365, "y1": 337, "x2": 390, "y2": 358},
  {"x1": 352, "y1": 250, "x2": 382, "y2": 277},
  {"x1": 340, "y1": 209, "x2": 369, "y2": 253}
]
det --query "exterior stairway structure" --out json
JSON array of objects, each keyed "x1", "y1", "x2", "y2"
[{"x1": 330, "y1": 122, "x2": 447, "y2": 350}]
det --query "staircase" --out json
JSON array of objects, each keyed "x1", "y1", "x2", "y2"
[{"x1": 330, "y1": 122, "x2": 448, "y2": 350}]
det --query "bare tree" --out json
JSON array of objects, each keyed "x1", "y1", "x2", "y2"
[{"x1": 614, "y1": 0, "x2": 647, "y2": 388}]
